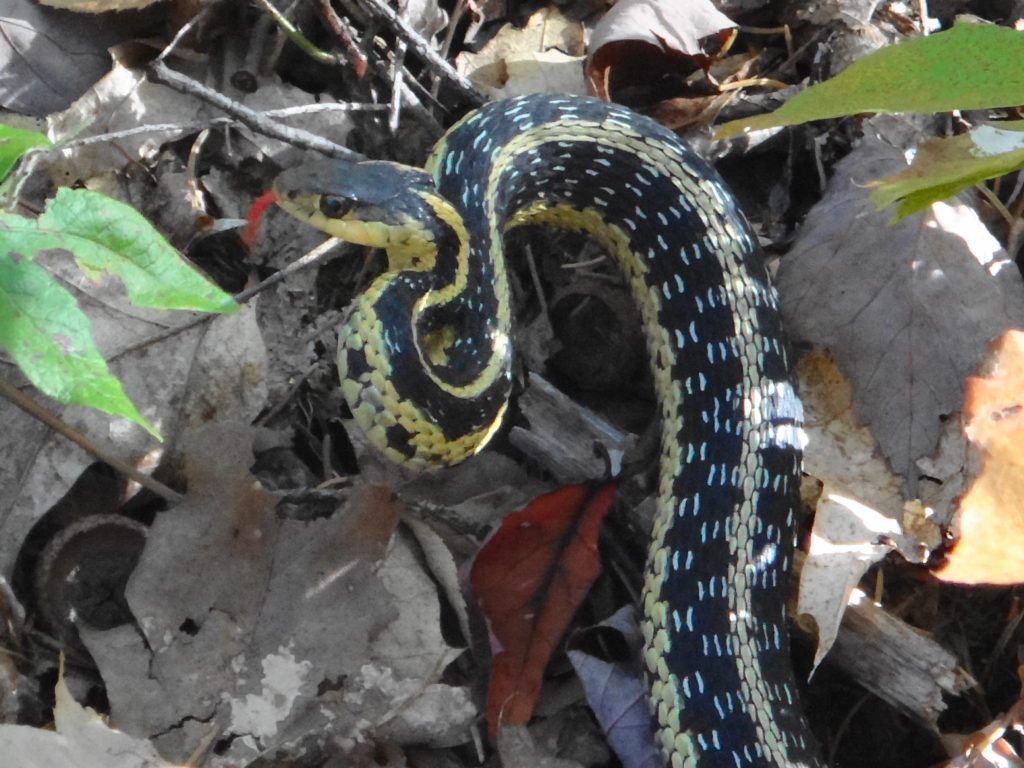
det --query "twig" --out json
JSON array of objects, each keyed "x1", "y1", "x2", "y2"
[
  {"x1": 147, "y1": 61, "x2": 364, "y2": 161},
  {"x1": 354, "y1": 0, "x2": 486, "y2": 106},
  {"x1": 317, "y1": 0, "x2": 368, "y2": 76},
  {"x1": 113, "y1": 237, "x2": 343, "y2": 360},
  {"x1": 389, "y1": 38, "x2": 408, "y2": 133},
  {"x1": 319, "y1": 0, "x2": 444, "y2": 133},
  {"x1": 976, "y1": 182, "x2": 1014, "y2": 227},
  {"x1": 253, "y1": 0, "x2": 346, "y2": 65},
  {"x1": 51, "y1": 105, "x2": 383, "y2": 159},
  {"x1": 0, "y1": 379, "x2": 184, "y2": 506}
]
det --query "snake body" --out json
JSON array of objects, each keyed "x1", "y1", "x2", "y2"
[{"x1": 274, "y1": 94, "x2": 818, "y2": 768}]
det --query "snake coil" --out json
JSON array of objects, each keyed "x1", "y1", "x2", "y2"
[{"x1": 274, "y1": 94, "x2": 819, "y2": 768}]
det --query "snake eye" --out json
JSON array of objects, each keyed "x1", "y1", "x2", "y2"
[{"x1": 319, "y1": 196, "x2": 354, "y2": 219}]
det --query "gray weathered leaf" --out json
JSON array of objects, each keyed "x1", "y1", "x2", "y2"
[{"x1": 778, "y1": 132, "x2": 1024, "y2": 484}]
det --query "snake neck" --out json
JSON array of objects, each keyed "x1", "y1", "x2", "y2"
[{"x1": 339, "y1": 188, "x2": 514, "y2": 469}]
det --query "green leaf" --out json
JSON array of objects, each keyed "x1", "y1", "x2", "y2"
[
  {"x1": 36, "y1": 189, "x2": 238, "y2": 313},
  {"x1": 0, "y1": 252, "x2": 157, "y2": 438},
  {"x1": 716, "y1": 22, "x2": 1024, "y2": 139},
  {"x1": 0, "y1": 188, "x2": 240, "y2": 438},
  {"x1": 0, "y1": 124, "x2": 51, "y2": 181},
  {"x1": 870, "y1": 123, "x2": 1024, "y2": 220}
]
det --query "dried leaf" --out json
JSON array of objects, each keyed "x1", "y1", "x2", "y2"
[
  {"x1": 586, "y1": 0, "x2": 734, "y2": 100},
  {"x1": 455, "y1": 7, "x2": 586, "y2": 98},
  {"x1": 0, "y1": 0, "x2": 122, "y2": 115},
  {"x1": 471, "y1": 482, "x2": 616, "y2": 737},
  {"x1": 566, "y1": 607, "x2": 660, "y2": 768},
  {"x1": 78, "y1": 424, "x2": 466, "y2": 764},
  {"x1": 799, "y1": 488, "x2": 900, "y2": 668},
  {"x1": 936, "y1": 330, "x2": 1024, "y2": 584},
  {"x1": 588, "y1": 0, "x2": 733, "y2": 58},
  {"x1": 0, "y1": 664, "x2": 182, "y2": 768}
]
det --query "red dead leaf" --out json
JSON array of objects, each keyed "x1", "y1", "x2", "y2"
[
  {"x1": 470, "y1": 482, "x2": 617, "y2": 737},
  {"x1": 937, "y1": 329, "x2": 1024, "y2": 584}
]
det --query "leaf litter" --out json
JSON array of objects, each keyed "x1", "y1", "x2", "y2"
[{"x1": 4, "y1": 2, "x2": 1024, "y2": 767}]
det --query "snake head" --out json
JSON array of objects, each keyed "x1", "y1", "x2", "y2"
[{"x1": 273, "y1": 160, "x2": 443, "y2": 252}]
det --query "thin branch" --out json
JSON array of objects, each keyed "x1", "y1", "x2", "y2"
[
  {"x1": 253, "y1": 0, "x2": 347, "y2": 65},
  {"x1": 0, "y1": 379, "x2": 184, "y2": 505},
  {"x1": 355, "y1": 0, "x2": 486, "y2": 106},
  {"x1": 113, "y1": 237, "x2": 344, "y2": 360},
  {"x1": 147, "y1": 61, "x2": 365, "y2": 161}
]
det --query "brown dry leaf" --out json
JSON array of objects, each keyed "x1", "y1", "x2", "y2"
[
  {"x1": 799, "y1": 490, "x2": 900, "y2": 667},
  {"x1": 0, "y1": 0, "x2": 129, "y2": 116},
  {"x1": 777, "y1": 123, "x2": 1024, "y2": 484},
  {"x1": 798, "y1": 350, "x2": 905, "y2": 516},
  {"x1": 455, "y1": 7, "x2": 586, "y2": 98},
  {"x1": 79, "y1": 423, "x2": 470, "y2": 766},
  {"x1": 588, "y1": 0, "x2": 734, "y2": 57},
  {"x1": 936, "y1": 330, "x2": 1024, "y2": 585},
  {"x1": 586, "y1": 0, "x2": 734, "y2": 100},
  {"x1": 496, "y1": 724, "x2": 584, "y2": 768}
]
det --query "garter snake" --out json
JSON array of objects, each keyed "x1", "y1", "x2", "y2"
[{"x1": 273, "y1": 93, "x2": 818, "y2": 768}]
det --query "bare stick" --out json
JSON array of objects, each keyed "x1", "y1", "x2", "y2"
[
  {"x1": 0, "y1": 379, "x2": 184, "y2": 505},
  {"x1": 355, "y1": 0, "x2": 485, "y2": 105},
  {"x1": 147, "y1": 62, "x2": 365, "y2": 161},
  {"x1": 113, "y1": 237, "x2": 343, "y2": 360}
]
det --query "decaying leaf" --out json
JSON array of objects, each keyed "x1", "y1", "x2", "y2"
[
  {"x1": 794, "y1": 350, "x2": 939, "y2": 663},
  {"x1": 0, "y1": 0, "x2": 125, "y2": 116},
  {"x1": 588, "y1": 0, "x2": 733, "y2": 59},
  {"x1": 79, "y1": 424, "x2": 470, "y2": 766},
  {"x1": 797, "y1": 350, "x2": 905, "y2": 516},
  {"x1": 0, "y1": 663, "x2": 182, "y2": 768},
  {"x1": 471, "y1": 482, "x2": 616, "y2": 738},
  {"x1": 586, "y1": 0, "x2": 735, "y2": 100},
  {"x1": 566, "y1": 607, "x2": 661, "y2": 768}
]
